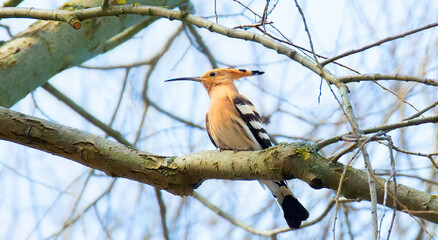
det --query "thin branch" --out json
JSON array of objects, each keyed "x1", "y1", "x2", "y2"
[
  {"x1": 66, "y1": 170, "x2": 95, "y2": 222},
  {"x1": 252, "y1": 24, "x2": 361, "y2": 75},
  {"x1": 98, "y1": 17, "x2": 158, "y2": 54},
  {"x1": 404, "y1": 101, "x2": 438, "y2": 121},
  {"x1": 333, "y1": 147, "x2": 361, "y2": 239},
  {"x1": 329, "y1": 143, "x2": 358, "y2": 162},
  {"x1": 384, "y1": 136, "x2": 397, "y2": 240},
  {"x1": 136, "y1": 24, "x2": 184, "y2": 143},
  {"x1": 0, "y1": 23, "x2": 13, "y2": 37},
  {"x1": 326, "y1": 50, "x2": 379, "y2": 240},
  {"x1": 192, "y1": 191, "x2": 268, "y2": 236},
  {"x1": 193, "y1": 190, "x2": 360, "y2": 237},
  {"x1": 231, "y1": 0, "x2": 262, "y2": 19},
  {"x1": 101, "y1": 0, "x2": 110, "y2": 9},
  {"x1": 316, "y1": 115, "x2": 438, "y2": 149},
  {"x1": 214, "y1": 0, "x2": 218, "y2": 23},
  {"x1": 184, "y1": 23, "x2": 218, "y2": 68},
  {"x1": 80, "y1": 59, "x2": 156, "y2": 70},
  {"x1": 145, "y1": 95, "x2": 205, "y2": 130},
  {"x1": 370, "y1": 80, "x2": 420, "y2": 112},
  {"x1": 361, "y1": 144, "x2": 378, "y2": 240},
  {"x1": 321, "y1": 22, "x2": 438, "y2": 66},
  {"x1": 48, "y1": 180, "x2": 116, "y2": 239},
  {"x1": 375, "y1": 173, "x2": 438, "y2": 186},
  {"x1": 339, "y1": 74, "x2": 438, "y2": 87},
  {"x1": 155, "y1": 188, "x2": 170, "y2": 240},
  {"x1": 42, "y1": 83, "x2": 132, "y2": 146},
  {"x1": 361, "y1": 115, "x2": 438, "y2": 134},
  {"x1": 0, "y1": 159, "x2": 62, "y2": 191},
  {"x1": 377, "y1": 141, "x2": 438, "y2": 169},
  {"x1": 293, "y1": 0, "x2": 324, "y2": 76},
  {"x1": 368, "y1": 168, "x2": 434, "y2": 239},
  {"x1": 93, "y1": 204, "x2": 113, "y2": 240},
  {"x1": 231, "y1": 0, "x2": 271, "y2": 31},
  {"x1": 108, "y1": 68, "x2": 130, "y2": 129},
  {"x1": 260, "y1": 0, "x2": 270, "y2": 31}
]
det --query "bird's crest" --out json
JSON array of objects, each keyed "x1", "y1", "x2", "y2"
[{"x1": 165, "y1": 68, "x2": 264, "y2": 93}]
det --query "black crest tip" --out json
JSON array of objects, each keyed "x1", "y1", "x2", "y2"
[{"x1": 251, "y1": 70, "x2": 264, "y2": 75}]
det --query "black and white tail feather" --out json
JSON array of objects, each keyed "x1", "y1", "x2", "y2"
[{"x1": 209, "y1": 94, "x2": 309, "y2": 229}]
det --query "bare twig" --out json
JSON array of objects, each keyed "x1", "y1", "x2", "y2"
[
  {"x1": 0, "y1": 159, "x2": 62, "y2": 191},
  {"x1": 101, "y1": 0, "x2": 110, "y2": 9},
  {"x1": 377, "y1": 141, "x2": 438, "y2": 169},
  {"x1": 293, "y1": 0, "x2": 323, "y2": 75},
  {"x1": 136, "y1": 24, "x2": 184, "y2": 143},
  {"x1": 386, "y1": 137, "x2": 397, "y2": 239},
  {"x1": 107, "y1": 68, "x2": 130, "y2": 129},
  {"x1": 232, "y1": 0, "x2": 272, "y2": 31},
  {"x1": 155, "y1": 188, "x2": 170, "y2": 240},
  {"x1": 192, "y1": 191, "x2": 271, "y2": 236},
  {"x1": 93, "y1": 205, "x2": 113, "y2": 239},
  {"x1": 317, "y1": 115, "x2": 438, "y2": 149},
  {"x1": 184, "y1": 23, "x2": 218, "y2": 68},
  {"x1": 404, "y1": 101, "x2": 438, "y2": 121},
  {"x1": 80, "y1": 59, "x2": 156, "y2": 70},
  {"x1": 321, "y1": 22, "x2": 438, "y2": 66},
  {"x1": 99, "y1": 17, "x2": 158, "y2": 54},
  {"x1": 329, "y1": 143, "x2": 358, "y2": 162},
  {"x1": 339, "y1": 74, "x2": 438, "y2": 87},
  {"x1": 375, "y1": 173, "x2": 438, "y2": 186},
  {"x1": 49, "y1": 180, "x2": 116, "y2": 239},
  {"x1": 214, "y1": 0, "x2": 218, "y2": 23},
  {"x1": 333, "y1": 148, "x2": 361, "y2": 239},
  {"x1": 193, "y1": 190, "x2": 360, "y2": 238},
  {"x1": 232, "y1": 0, "x2": 262, "y2": 19},
  {"x1": 145, "y1": 95, "x2": 205, "y2": 130},
  {"x1": 25, "y1": 172, "x2": 88, "y2": 239},
  {"x1": 0, "y1": 23, "x2": 13, "y2": 37},
  {"x1": 370, "y1": 80, "x2": 420, "y2": 112},
  {"x1": 42, "y1": 83, "x2": 131, "y2": 146}
]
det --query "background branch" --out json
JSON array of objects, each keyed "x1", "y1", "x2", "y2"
[{"x1": 0, "y1": 0, "x2": 187, "y2": 107}]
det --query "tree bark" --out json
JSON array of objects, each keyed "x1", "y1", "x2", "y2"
[{"x1": 0, "y1": 106, "x2": 437, "y2": 223}]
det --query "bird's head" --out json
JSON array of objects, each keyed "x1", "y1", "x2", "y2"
[{"x1": 165, "y1": 68, "x2": 264, "y2": 93}]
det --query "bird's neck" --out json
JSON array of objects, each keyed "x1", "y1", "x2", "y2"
[{"x1": 207, "y1": 83, "x2": 239, "y2": 100}]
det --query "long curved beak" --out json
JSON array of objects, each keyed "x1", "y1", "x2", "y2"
[{"x1": 164, "y1": 77, "x2": 203, "y2": 82}]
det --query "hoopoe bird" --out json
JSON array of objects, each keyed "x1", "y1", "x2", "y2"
[{"x1": 165, "y1": 68, "x2": 309, "y2": 229}]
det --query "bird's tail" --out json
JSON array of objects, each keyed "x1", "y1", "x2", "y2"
[{"x1": 259, "y1": 180, "x2": 309, "y2": 229}]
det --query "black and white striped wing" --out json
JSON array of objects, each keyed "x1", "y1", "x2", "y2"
[{"x1": 231, "y1": 94, "x2": 271, "y2": 150}]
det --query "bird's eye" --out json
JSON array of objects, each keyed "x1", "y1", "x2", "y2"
[{"x1": 210, "y1": 72, "x2": 216, "y2": 77}]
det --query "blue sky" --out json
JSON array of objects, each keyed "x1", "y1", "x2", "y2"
[{"x1": 0, "y1": 0, "x2": 437, "y2": 239}]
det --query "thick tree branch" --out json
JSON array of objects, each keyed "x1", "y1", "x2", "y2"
[{"x1": 0, "y1": 106, "x2": 437, "y2": 223}]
